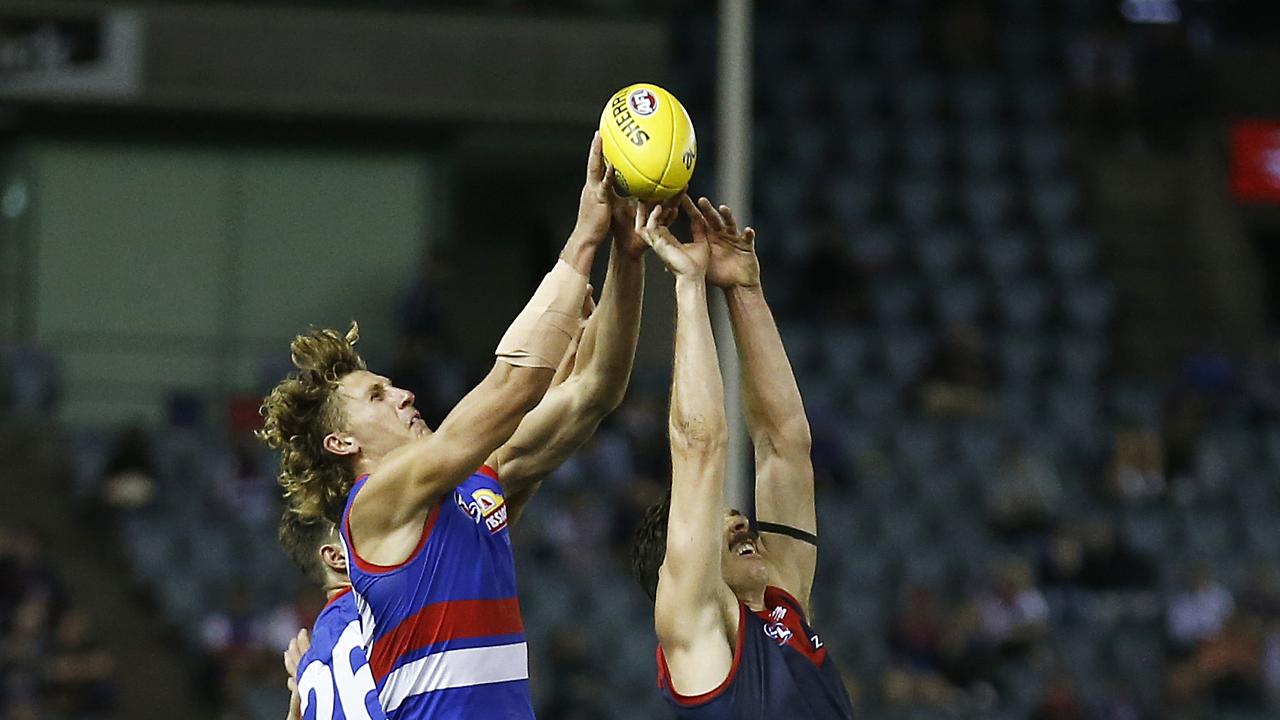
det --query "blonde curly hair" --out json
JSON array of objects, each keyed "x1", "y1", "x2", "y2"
[{"x1": 258, "y1": 323, "x2": 366, "y2": 524}]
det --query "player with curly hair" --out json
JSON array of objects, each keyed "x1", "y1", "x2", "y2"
[{"x1": 261, "y1": 134, "x2": 663, "y2": 719}]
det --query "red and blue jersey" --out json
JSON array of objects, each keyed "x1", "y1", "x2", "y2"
[
  {"x1": 295, "y1": 588, "x2": 386, "y2": 720},
  {"x1": 658, "y1": 587, "x2": 856, "y2": 720},
  {"x1": 339, "y1": 466, "x2": 532, "y2": 720}
]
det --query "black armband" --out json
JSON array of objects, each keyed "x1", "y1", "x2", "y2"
[{"x1": 754, "y1": 521, "x2": 818, "y2": 546}]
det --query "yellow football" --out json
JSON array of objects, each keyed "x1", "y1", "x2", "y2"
[{"x1": 598, "y1": 83, "x2": 697, "y2": 201}]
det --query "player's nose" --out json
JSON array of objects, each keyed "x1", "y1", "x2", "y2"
[{"x1": 397, "y1": 388, "x2": 415, "y2": 409}]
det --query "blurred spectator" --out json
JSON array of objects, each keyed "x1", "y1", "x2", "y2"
[
  {"x1": 918, "y1": 324, "x2": 997, "y2": 418},
  {"x1": 1107, "y1": 423, "x2": 1166, "y2": 503},
  {"x1": 933, "y1": 0, "x2": 995, "y2": 70},
  {"x1": 979, "y1": 559, "x2": 1049, "y2": 657},
  {"x1": 101, "y1": 425, "x2": 157, "y2": 512},
  {"x1": 1077, "y1": 519, "x2": 1157, "y2": 591},
  {"x1": 43, "y1": 608, "x2": 116, "y2": 719},
  {"x1": 394, "y1": 250, "x2": 465, "y2": 426},
  {"x1": 791, "y1": 221, "x2": 868, "y2": 326},
  {"x1": 986, "y1": 441, "x2": 1063, "y2": 539},
  {"x1": 889, "y1": 585, "x2": 947, "y2": 673},
  {"x1": 1033, "y1": 671, "x2": 1084, "y2": 720},
  {"x1": 1243, "y1": 338, "x2": 1280, "y2": 420},
  {"x1": 538, "y1": 625, "x2": 609, "y2": 720},
  {"x1": 213, "y1": 437, "x2": 276, "y2": 527},
  {"x1": 1170, "y1": 611, "x2": 1266, "y2": 712},
  {"x1": 1168, "y1": 567, "x2": 1235, "y2": 652},
  {"x1": 1068, "y1": 15, "x2": 1137, "y2": 141}
]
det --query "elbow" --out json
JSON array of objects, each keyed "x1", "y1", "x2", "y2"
[
  {"x1": 669, "y1": 416, "x2": 728, "y2": 455},
  {"x1": 754, "y1": 418, "x2": 812, "y2": 457},
  {"x1": 494, "y1": 365, "x2": 553, "y2": 413},
  {"x1": 577, "y1": 375, "x2": 629, "y2": 416}
]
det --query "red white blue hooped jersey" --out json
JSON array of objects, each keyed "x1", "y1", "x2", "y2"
[
  {"x1": 294, "y1": 588, "x2": 387, "y2": 720},
  {"x1": 657, "y1": 587, "x2": 856, "y2": 720},
  {"x1": 339, "y1": 466, "x2": 533, "y2": 720}
]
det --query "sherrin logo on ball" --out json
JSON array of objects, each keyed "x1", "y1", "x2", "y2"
[{"x1": 599, "y1": 82, "x2": 697, "y2": 201}]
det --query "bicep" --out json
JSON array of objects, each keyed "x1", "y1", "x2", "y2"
[
  {"x1": 654, "y1": 570, "x2": 738, "y2": 697},
  {"x1": 488, "y1": 377, "x2": 603, "y2": 496},
  {"x1": 754, "y1": 452, "x2": 818, "y2": 612}
]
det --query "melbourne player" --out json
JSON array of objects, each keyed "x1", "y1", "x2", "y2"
[
  {"x1": 277, "y1": 512, "x2": 386, "y2": 720},
  {"x1": 260, "y1": 134, "x2": 657, "y2": 719},
  {"x1": 632, "y1": 199, "x2": 856, "y2": 718}
]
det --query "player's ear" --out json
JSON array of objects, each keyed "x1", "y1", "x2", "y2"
[
  {"x1": 319, "y1": 543, "x2": 347, "y2": 574},
  {"x1": 323, "y1": 432, "x2": 358, "y2": 457}
]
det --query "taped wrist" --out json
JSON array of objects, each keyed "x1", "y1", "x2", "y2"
[{"x1": 495, "y1": 259, "x2": 589, "y2": 368}]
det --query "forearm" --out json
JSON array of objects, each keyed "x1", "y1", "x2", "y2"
[
  {"x1": 664, "y1": 277, "x2": 728, "y2": 575},
  {"x1": 561, "y1": 228, "x2": 604, "y2": 276},
  {"x1": 725, "y1": 284, "x2": 811, "y2": 452},
  {"x1": 670, "y1": 279, "x2": 727, "y2": 450},
  {"x1": 571, "y1": 240, "x2": 645, "y2": 406}
]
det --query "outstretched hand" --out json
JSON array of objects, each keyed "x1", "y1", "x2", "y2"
[
  {"x1": 572, "y1": 132, "x2": 619, "y2": 244},
  {"x1": 682, "y1": 196, "x2": 760, "y2": 289},
  {"x1": 636, "y1": 203, "x2": 709, "y2": 280}
]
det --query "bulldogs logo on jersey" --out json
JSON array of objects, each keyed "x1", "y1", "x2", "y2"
[{"x1": 456, "y1": 487, "x2": 509, "y2": 534}]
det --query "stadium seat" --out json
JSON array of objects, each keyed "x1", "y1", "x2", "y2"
[
  {"x1": 1061, "y1": 280, "x2": 1115, "y2": 330},
  {"x1": 847, "y1": 223, "x2": 902, "y2": 270},
  {"x1": 832, "y1": 74, "x2": 880, "y2": 126},
  {"x1": 931, "y1": 278, "x2": 988, "y2": 327},
  {"x1": 893, "y1": 175, "x2": 948, "y2": 230},
  {"x1": 872, "y1": 21, "x2": 922, "y2": 69},
  {"x1": 998, "y1": 332, "x2": 1049, "y2": 383},
  {"x1": 812, "y1": 22, "x2": 860, "y2": 69},
  {"x1": 950, "y1": 73, "x2": 1003, "y2": 125},
  {"x1": 1013, "y1": 77, "x2": 1061, "y2": 123},
  {"x1": 870, "y1": 276, "x2": 924, "y2": 328},
  {"x1": 1029, "y1": 178, "x2": 1081, "y2": 230},
  {"x1": 842, "y1": 122, "x2": 890, "y2": 175},
  {"x1": 910, "y1": 227, "x2": 967, "y2": 280},
  {"x1": 783, "y1": 121, "x2": 831, "y2": 171},
  {"x1": 822, "y1": 328, "x2": 873, "y2": 378},
  {"x1": 880, "y1": 330, "x2": 933, "y2": 388},
  {"x1": 997, "y1": 280, "x2": 1052, "y2": 330},
  {"x1": 959, "y1": 126, "x2": 1009, "y2": 177},
  {"x1": 977, "y1": 229, "x2": 1034, "y2": 281},
  {"x1": 1019, "y1": 126, "x2": 1068, "y2": 179},
  {"x1": 1045, "y1": 231, "x2": 1099, "y2": 279},
  {"x1": 1055, "y1": 333, "x2": 1106, "y2": 381},
  {"x1": 961, "y1": 178, "x2": 1016, "y2": 229},
  {"x1": 826, "y1": 172, "x2": 879, "y2": 227},
  {"x1": 901, "y1": 122, "x2": 948, "y2": 174}
]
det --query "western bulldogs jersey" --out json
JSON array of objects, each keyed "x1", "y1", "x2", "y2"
[
  {"x1": 295, "y1": 588, "x2": 386, "y2": 720},
  {"x1": 340, "y1": 467, "x2": 533, "y2": 720},
  {"x1": 657, "y1": 587, "x2": 855, "y2": 720}
]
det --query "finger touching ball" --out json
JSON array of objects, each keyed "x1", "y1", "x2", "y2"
[{"x1": 598, "y1": 83, "x2": 697, "y2": 201}]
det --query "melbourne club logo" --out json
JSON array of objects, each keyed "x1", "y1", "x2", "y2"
[
  {"x1": 764, "y1": 622, "x2": 793, "y2": 645},
  {"x1": 628, "y1": 88, "x2": 659, "y2": 117}
]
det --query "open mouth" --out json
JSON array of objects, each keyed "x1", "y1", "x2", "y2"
[{"x1": 732, "y1": 540, "x2": 757, "y2": 557}]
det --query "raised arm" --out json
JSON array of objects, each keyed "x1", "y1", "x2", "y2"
[
  {"x1": 640, "y1": 206, "x2": 740, "y2": 697},
  {"x1": 348, "y1": 135, "x2": 615, "y2": 555},
  {"x1": 492, "y1": 203, "x2": 656, "y2": 522},
  {"x1": 690, "y1": 196, "x2": 818, "y2": 613}
]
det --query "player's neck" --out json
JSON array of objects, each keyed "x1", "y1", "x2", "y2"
[
  {"x1": 739, "y1": 587, "x2": 767, "y2": 612},
  {"x1": 324, "y1": 581, "x2": 351, "y2": 601}
]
